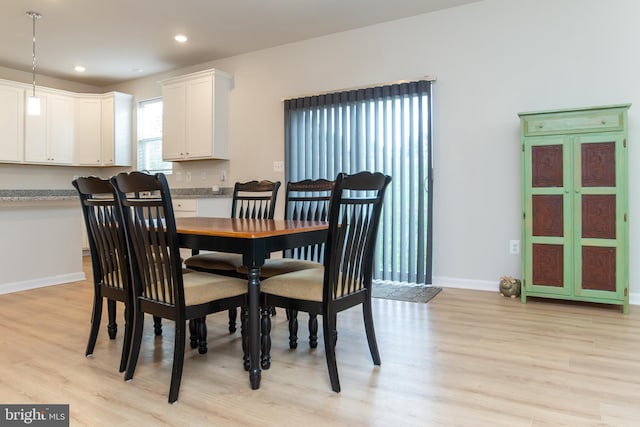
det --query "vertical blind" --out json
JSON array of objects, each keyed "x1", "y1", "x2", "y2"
[{"x1": 284, "y1": 80, "x2": 433, "y2": 284}]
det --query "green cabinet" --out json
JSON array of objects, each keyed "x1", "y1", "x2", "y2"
[{"x1": 518, "y1": 104, "x2": 630, "y2": 313}]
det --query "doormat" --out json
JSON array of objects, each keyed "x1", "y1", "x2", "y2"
[{"x1": 372, "y1": 282, "x2": 442, "y2": 304}]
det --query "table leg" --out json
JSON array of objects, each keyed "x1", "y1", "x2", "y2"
[{"x1": 247, "y1": 266, "x2": 261, "y2": 389}]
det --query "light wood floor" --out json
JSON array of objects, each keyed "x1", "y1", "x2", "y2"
[{"x1": 2, "y1": 260, "x2": 640, "y2": 426}]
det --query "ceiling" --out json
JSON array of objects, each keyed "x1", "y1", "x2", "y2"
[{"x1": 2, "y1": 0, "x2": 483, "y2": 87}]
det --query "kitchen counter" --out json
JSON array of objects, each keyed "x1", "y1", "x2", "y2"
[{"x1": 0, "y1": 187, "x2": 232, "y2": 202}]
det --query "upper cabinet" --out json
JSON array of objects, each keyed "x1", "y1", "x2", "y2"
[
  {"x1": 25, "y1": 90, "x2": 75, "y2": 165},
  {"x1": 161, "y1": 69, "x2": 231, "y2": 161},
  {"x1": 76, "y1": 92, "x2": 132, "y2": 166},
  {"x1": 0, "y1": 78, "x2": 132, "y2": 167},
  {"x1": 0, "y1": 85, "x2": 24, "y2": 162}
]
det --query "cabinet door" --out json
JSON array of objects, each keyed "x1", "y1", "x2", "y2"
[
  {"x1": 573, "y1": 134, "x2": 626, "y2": 300},
  {"x1": 185, "y1": 75, "x2": 213, "y2": 159},
  {"x1": 48, "y1": 94, "x2": 75, "y2": 164},
  {"x1": 162, "y1": 82, "x2": 186, "y2": 160},
  {"x1": 0, "y1": 85, "x2": 24, "y2": 162},
  {"x1": 75, "y1": 97, "x2": 102, "y2": 165},
  {"x1": 101, "y1": 96, "x2": 114, "y2": 165},
  {"x1": 25, "y1": 93, "x2": 50, "y2": 163},
  {"x1": 523, "y1": 135, "x2": 572, "y2": 296}
]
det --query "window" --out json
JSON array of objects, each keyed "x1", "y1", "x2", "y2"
[
  {"x1": 284, "y1": 80, "x2": 433, "y2": 285},
  {"x1": 137, "y1": 98, "x2": 172, "y2": 174}
]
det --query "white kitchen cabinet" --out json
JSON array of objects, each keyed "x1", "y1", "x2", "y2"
[
  {"x1": 0, "y1": 84, "x2": 24, "y2": 162},
  {"x1": 76, "y1": 92, "x2": 132, "y2": 166},
  {"x1": 162, "y1": 69, "x2": 231, "y2": 161},
  {"x1": 25, "y1": 91, "x2": 75, "y2": 165}
]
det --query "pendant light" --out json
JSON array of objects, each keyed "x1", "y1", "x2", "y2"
[{"x1": 26, "y1": 11, "x2": 42, "y2": 116}]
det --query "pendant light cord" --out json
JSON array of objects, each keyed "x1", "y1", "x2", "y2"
[{"x1": 27, "y1": 11, "x2": 41, "y2": 98}]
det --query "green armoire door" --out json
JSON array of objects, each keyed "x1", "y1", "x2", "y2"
[{"x1": 519, "y1": 104, "x2": 630, "y2": 313}]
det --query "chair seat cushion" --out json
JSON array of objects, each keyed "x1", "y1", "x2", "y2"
[
  {"x1": 184, "y1": 252, "x2": 244, "y2": 272},
  {"x1": 237, "y1": 258, "x2": 322, "y2": 278},
  {"x1": 260, "y1": 268, "x2": 324, "y2": 302},
  {"x1": 183, "y1": 271, "x2": 247, "y2": 306}
]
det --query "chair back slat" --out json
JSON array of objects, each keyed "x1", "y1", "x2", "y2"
[
  {"x1": 73, "y1": 177, "x2": 129, "y2": 293},
  {"x1": 231, "y1": 180, "x2": 281, "y2": 219},
  {"x1": 324, "y1": 172, "x2": 391, "y2": 302},
  {"x1": 284, "y1": 179, "x2": 334, "y2": 263},
  {"x1": 112, "y1": 172, "x2": 184, "y2": 308}
]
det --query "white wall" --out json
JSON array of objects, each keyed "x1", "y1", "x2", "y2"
[{"x1": 3, "y1": 0, "x2": 640, "y2": 301}]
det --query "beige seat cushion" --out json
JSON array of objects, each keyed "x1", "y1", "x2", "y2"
[
  {"x1": 237, "y1": 258, "x2": 322, "y2": 278},
  {"x1": 260, "y1": 268, "x2": 325, "y2": 302},
  {"x1": 184, "y1": 252, "x2": 244, "y2": 272},
  {"x1": 183, "y1": 271, "x2": 247, "y2": 306}
]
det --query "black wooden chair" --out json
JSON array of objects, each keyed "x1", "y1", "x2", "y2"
[
  {"x1": 184, "y1": 179, "x2": 281, "y2": 332},
  {"x1": 259, "y1": 171, "x2": 391, "y2": 392},
  {"x1": 73, "y1": 176, "x2": 139, "y2": 373},
  {"x1": 237, "y1": 179, "x2": 334, "y2": 349},
  {"x1": 111, "y1": 171, "x2": 248, "y2": 403}
]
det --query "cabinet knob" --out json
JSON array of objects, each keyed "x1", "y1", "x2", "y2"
[
  {"x1": 537, "y1": 124, "x2": 544, "y2": 129},
  {"x1": 601, "y1": 120, "x2": 607, "y2": 125}
]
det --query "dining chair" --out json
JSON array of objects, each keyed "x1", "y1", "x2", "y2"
[
  {"x1": 259, "y1": 171, "x2": 392, "y2": 392},
  {"x1": 237, "y1": 178, "x2": 334, "y2": 349},
  {"x1": 111, "y1": 171, "x2": 248, "y2": 403},
  {"x1": 73, "y1": 176, "x2": 138, "y2": 373},
  {"x1": 184, "y1": 179, "x2": 281, "y2": 333}
]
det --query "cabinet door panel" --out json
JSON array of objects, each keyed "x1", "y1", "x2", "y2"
[
  {"x1": 185, "y1": 76, "x2": 213, "y2": 158},
  {"x1": 581, "y1": 246, "x2": 616, "y2": 291},
  {"x1": 25, "y1": 93, "x2": 50, "y2": 163},
  {"x1": 532, "y1": 195, "x2": 564, "y2": 237},
  {"x1": 581, "y1": 195, "x2": 616, "y2": 239},
  {"x1": 532, "y1": 243, "x2": 565, "y2": 287},
  {"x1": 162, "y1": 82, "x2": 186, "y2": 160},
  {"x1": 531, "y1": 145, "x2": 563, "y2": 187},
  {"x1": 581, "y1": 141, "x2": 615, "y2": 187},
  {"x1": 48, "y1": 95, "x2": 74, "y2": 164},
  {"x1": 0, "y1": 85, "x2": 24, "y2": 162},
  {"x1": 75, "y1": 97, "x2": 102, "y2": 165}
]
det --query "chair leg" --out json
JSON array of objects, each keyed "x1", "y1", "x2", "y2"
[
  {"x1": 228, "y1": 307, "x2": 238, "y2": 333},
  {"x1": 241, "y1": 306, "x2": 249, "y2": 371},
  {"x1": 153, "y1": 316, "x2": 163, "y2": 336},
  {"x1": 168, "y1": 320, "x2": 186, "y2": 403},
  {"x1": 260, "y1": 306, "x2": 272, "y2": 369},
  {"x1": 119, "y1": 303, "x2": 133, "y2": 373},
  {"x1": 124, "y1": 308, "x2": 145, "y2": 381},
  {"x1": 107, "y1": 299, "x2": 117, "y2": 339},
  {"x1": 188, "y1": 319, "x2": 198, "y2": 349},
  {"x1": 86, "y1": 294, "x2": 103, "y2": 356},
  {"x1": 287, "y1": 309, "x2": 298, "y2": 349},
  {"x1": 197, "y1": 317, "x2": 208, "y2": 355},
  {"x1": 308, "y1": 314, "x2": 318, "y2": 349},
  {"x1": 363, "y1": 297, "x2": 381, "y2": 365},
  {"x1": 322, "y1": 313, "x2": 341, "y2": 393}
]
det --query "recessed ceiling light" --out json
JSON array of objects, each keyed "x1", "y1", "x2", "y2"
[
  {"x1": 174, "y1": 34, "x2": 188, "y2": 43},
  {"x1": 132, "y1": 68, "x2": 144, "y2": 73},
  {"x1": 74, "y1": 65, "x2": 86, "y2": 72}
]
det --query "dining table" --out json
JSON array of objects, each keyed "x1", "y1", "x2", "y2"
[{"x1": 175, "y1": 217, "x2": 328, "y2": 389}]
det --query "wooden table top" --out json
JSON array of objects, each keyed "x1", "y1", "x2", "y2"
[{"x1": 175, "y1": 217, "x2": 328, "y2": 239}]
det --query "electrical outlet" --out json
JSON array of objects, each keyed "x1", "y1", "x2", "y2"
[
  {"x1": 509, "y1": 240, "x2": 520, "y2": 254},
  {"x1": 273, "y1": 161, "x2": 284, "y2": 172},
  {"x1": 221, "y1": 171, "x2": 227, "y2": 182},
  {"x1": 186, "y1": 172, "x2": 191, "y2": 182}
]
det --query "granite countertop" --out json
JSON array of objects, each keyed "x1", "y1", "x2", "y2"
[{"x1": 0, "y1": 187, "x2": 232, "y2": 202}]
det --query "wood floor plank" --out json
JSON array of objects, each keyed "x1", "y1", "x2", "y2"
[{"x1": 1, "y1": 258, "x2": 640, "y2": 426}]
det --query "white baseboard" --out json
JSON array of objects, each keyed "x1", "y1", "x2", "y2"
[
  {"x1": 0, "y1": 272, "x2": 86, "y2": 295},
  {"x1": 432, "y1": 276, "x2": 498, "y2": 292},
  {"x1": 433, "y1": 276, "x2": 640, "y2": 307}
]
